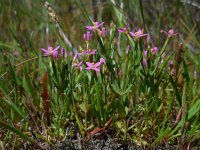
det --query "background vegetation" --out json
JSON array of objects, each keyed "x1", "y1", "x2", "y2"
[{"x1": 0, "y1": 0, "x2": 200, "y2": 149}]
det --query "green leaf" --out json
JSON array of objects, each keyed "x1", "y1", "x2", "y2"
[
  {"x1": 183, "y1": 59, "x2": 190, "y2": 87},
  {"x1": 150, "y1": 37, "x2": 169, "y2": 75},
  {"x1": 51, "y1": 59, "x2": 58, "y2": 80},
  {"x1": 8, "y1": 58, "x2": 19, "y2": 87},
  {"x1": 188, "y1": 99, "x2": 200, "y2": 120},
  {"x1": 33, "y1": 132, "x2": 54, "y2": 146},
  {"x1": 157, "y1": 103, "x2": 163, "y2": 113},
  {"x1": 111, "y1": 81, "x2": 132, "y2": 96},
  {"x1": 79, "y1": 103, "x2": 90, "y2": 114},
  {"x1": 4, "y1": 96, "x2": 25, "y2": 119},
  {"x1": 169, "y1": 76, "x2": 182, "y2": 105},
  {"x1": 169, "y1": 98, "x2": 200, "y2": 136},
  {"x1": 0, "y1": 42, "x2": 14, "y2": 50},
  {"x1": 152, "y1": 127, "x2": 171, "y2": 146},
  {"x1": 0, "y1": 119, "x2": 34, "y2": 143}
]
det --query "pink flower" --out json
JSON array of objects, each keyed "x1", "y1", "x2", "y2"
[
  {"x1": 77, "y1": 49, "x2": 96, "y2": 56},
  {"x1": 73, "y1": 61, "x2": 83, "y2": 71},
  {"x1": 143, "y1": 50, "x2": 148, "y2": 57},
  {"x1": 85, "y1": 62, "x2": 101, "y2": 72},
  {"x1": 40, "y1": 46, "x2": 60, "y2": 58},
  {"x1": 142, "y1": 59, "x2": 147, "y2": 67},
  {"x1": 151, "y1": 47, "x2": 158, "y2": 54},
  {"x1": 85, "y1": 22, "x2": 104, "y2": 31},
  {"x1": 160, "y1": 29, "x2": 178, "y2": 37},
  {"x1": 100, "y1": 58, "x2": 106, "y2": 64},
  {"x1": 130, "y1": 29, "x2": 148, "y2": 40},
  {"x1": 172, "y1": 68, "x2": 176, "y2": 75},
  {"x1": 60, "y1": 48, "x2": 66, "y2": 57},
  {"x1": 84, "y1": 31, "x2": 92, "y2": 41},
  {"x1": 118, "y1": 23, "x2": 129, "y2": 33},
  {"x1": 85, "y1": 58, "x2": 105, "y2": 72},
  {"x1": 13, "y1": 51, "x2": 19, "y2": 57},
  {"x1": 101, "y1": 27, "x2": 107, "y2": 37},
  {"x1": 170, "y1": 60, "x2": 174, "y2": 68},
  {"x1": 73, "y1": 53, "x2": 78, "y2": 61}
]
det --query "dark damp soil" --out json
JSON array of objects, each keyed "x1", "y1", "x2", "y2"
[
  {"x1": 47, "y1": 134, "x2": 200, "y2": 150},
  {"x1": 53, "y1": 132, "x2": 200, "y2": 150},
  {"x1": 14, "y1": 130, "x2": 200, "y2": 150},
  {"x1": 2, "y1": 123, "x2": 200, "y2": 150},
  {"x1": 4, "y1": 135, "x2": 200, "y2": 150}
]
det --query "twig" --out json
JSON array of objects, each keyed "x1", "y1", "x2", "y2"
[{"x1": 44, "y1": 1, "x2": 77, "y2": 52}]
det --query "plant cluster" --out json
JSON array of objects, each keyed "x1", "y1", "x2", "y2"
[{"x1": 0, "y1": 1, "x2": 200, "y2": 149}]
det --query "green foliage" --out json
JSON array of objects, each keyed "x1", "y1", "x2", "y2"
[{"x1": 0, "y1": 0, "x2": 200, "y2": 149}]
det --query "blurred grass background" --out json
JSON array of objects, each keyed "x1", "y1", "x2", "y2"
[
  {"x1": 0, "y1": 0, "x2": 199, "y2": 51},
  {"x1": 0, "y1": 0, "x2": 199, "y2": 81}
]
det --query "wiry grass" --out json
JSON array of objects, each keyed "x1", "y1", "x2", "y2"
[{"x1": 0, "y1": 0, "x2": 200, "y2": 149}]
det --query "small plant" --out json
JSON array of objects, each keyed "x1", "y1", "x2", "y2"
[{"x1": 0, "y1": 0, "x2": 200, "y2": 149}]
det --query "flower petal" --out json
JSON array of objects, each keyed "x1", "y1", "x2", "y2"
[
  {"x1": 138, "y1": 34, "x2": 148, "y2": 38},
  {"x1": 160, "y1": 29, "x2": 168, "y2": 35},
  {"x1": 53, "y1": 51, "x2": 58, "y2": 58},
  {"x1": 94, "y1": 62, "x2": 101, "y2": 67},
  {"x1": 78, "y1": 61, "x2": 82, "y2": 66},
  {"x1": 85, "y1": 67, "x2": 92, "y2": 70},
  {"x1": 85, "y1": 26, "x2": 93, "y2": 30},
  {"x1": 90, "y1": 50, "x2": 96, "y2": 54},
  {"x1": 93, "y1": 67, "x2": 100, "y2": 72},
  {"x1": 43, "y1": 53, "x2": 51, "y2": 56},
  {"x1": 54, "y1": 45, "x2": 60, "y2": 51},
  {"x1": 41, "y1": 48, "x2": 48, "y2": 53},
  {"x1": 129, "y1": 32, "x2": 135, "y2": 37},
  {"x1": 96, "y1": 22, "x2": 104, "y2": 28},
  {"x1": 100, "y1": 58, "x2": 105, "y2": 63},
  {"x1": 118, "y1": 28, "x2": 125, "y2": 33},
  {"x1": 86, "y1": 62, "x2": 93, "y2": 67}
]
